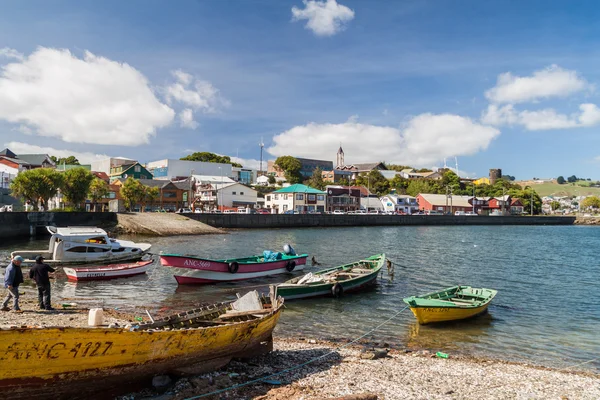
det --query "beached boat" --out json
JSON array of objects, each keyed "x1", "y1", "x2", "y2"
[
  {"x1": 11, "y1": 226, "x2": 152, "y2": 265},
  {"x1": 403, "y1": 285, "x2": 497, "y2": 325},
  {"x1": 276, "y1": 254, "x2": 385, "y2": 300},
  {"x1": 160, "y1": 245, "x2": 308, "y2": 284},
  {"x1": 63, "y1": 259, "x2": 154, "y2": 281},
  {"x1": 0, "y1": 290, "x2": 283, "y2": 399}
]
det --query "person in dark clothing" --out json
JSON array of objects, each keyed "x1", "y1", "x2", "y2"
[
  {"x1": 29, "y1": 256, "x2": 56, "y2": 310},
  {"x1": 2, "y1": 255, "x2": 24, "y2": 312}
]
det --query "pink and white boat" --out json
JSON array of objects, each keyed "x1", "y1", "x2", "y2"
[
  {"x1": 159, "y1": 248, "x2": 308, "y2": 284},
  {"x1": 63, "y1": 260, "x2": 154, "y2": 281}
]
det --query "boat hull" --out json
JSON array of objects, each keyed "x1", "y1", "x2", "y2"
[
  {"x1": 277, "y1": 270, "x2": 379, "y2": 300},
  {"x1": 408, "y1": 303, "x2": 490, "y2": 325},
  {"x1": 160, "y1": 254, "x2": 308, "y2": 284},
  {"x1": 63, "y1": 260, "x2": 153, "y2": 281},
  {"x1": 0, "y1": 303, "x2": 282, "y2": 399}
]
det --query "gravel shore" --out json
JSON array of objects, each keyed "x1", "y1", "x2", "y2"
[{"x1": 119, "y1": 338, "x2": 600, "y2": 400}]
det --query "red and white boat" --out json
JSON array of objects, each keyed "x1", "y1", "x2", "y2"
[
  {"x1": 160, "y1": 247, "x2": 308, "y2": 284},
  {"x1": 63, "y1": 260, "x2": 154, "y2": 281}
]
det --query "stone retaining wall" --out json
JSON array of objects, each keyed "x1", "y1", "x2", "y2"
[{"x1": 0, "y1": 212, "x2": 117, "y2": 240}]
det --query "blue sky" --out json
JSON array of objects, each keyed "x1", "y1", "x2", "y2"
[{"x1": 1, "y1": 0, "x2": 600, "y2": 179}]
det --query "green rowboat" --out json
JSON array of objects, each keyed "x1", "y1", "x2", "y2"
[
  {"x1": 403, "y1": 285, "x2": 498, "y2": 325},
  {"x1": 275, "y1": 254, "x2": 385, "y2": 300}
]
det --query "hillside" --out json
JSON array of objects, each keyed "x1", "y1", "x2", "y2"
[{"x1": 516, "y1": 181, "x2": 600, "y2": 197}]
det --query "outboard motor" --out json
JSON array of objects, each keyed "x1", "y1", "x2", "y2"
[{"x1": 283, "y1": 244, "x2": 296, "y2": 256}]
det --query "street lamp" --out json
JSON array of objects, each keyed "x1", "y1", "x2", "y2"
[
  {"x1": 472, "y1": 183, "x2": 476, "y2": 214},
  {"x1": 218, "y1": 166, "x2": 223, "y2": 211}
]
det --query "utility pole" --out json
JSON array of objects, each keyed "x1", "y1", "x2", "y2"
[
  {"x1": 472, "y1": 183, "x2": 476, "y2": 214},
  {"x1": 531, "y1": 190, "x2": 534, "y2": 215},
  {"x1": 259, "y1": 137, "x2": 264, "y2": 176}
]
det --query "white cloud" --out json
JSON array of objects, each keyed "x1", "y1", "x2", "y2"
[
  {"x1": 268, "y1": 114, "x2": 499, "y2": 167},
  {"x1": 0, "y1": 47, "x2": 24, "y2": 61},
  {"x1": 179, "y1": 109, "x2": 198, "y2": 129},
  {"x1": 485, "y1": 65, "x2": 589, "y2": 104},
  {"x1": 0, "y1": 47, "x2": 174, "y2": 146},
  {"x1": 4, "y1": 142, "x2": 109, "y2": 164},
  {"x1": 482, "y1": 103, "x2": 600, "y2": 130},
  {"x1": 230, "y1": 156, "x2": 263, "y2": 171},
  {"x1": 291, "y1": 0, "x2": 355, "y2": 37},
  {"x1": 165, "y1": 70, "x2": 228, "y2": 113}
]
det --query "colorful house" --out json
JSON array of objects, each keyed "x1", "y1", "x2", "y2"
[
  {"x1": 265, "y1": 184, "x2": 326, "y2": 213},
  {"x1": 109, "y1": 162, "x2": 153, "y2": 182}
]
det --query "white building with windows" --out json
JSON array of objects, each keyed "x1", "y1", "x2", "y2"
[
  {"x1": 380, "y1": 194, "x2": 419, "y2": 214},
  {"x1": 265, "y1": 184, "x2": 327, "y2": 213},
  {"x1": 194, "y1": 181, "x2": 257, "y2": 210},
  {"x1": 146, "y1": 159, "x2": 233, "y2": 181}
]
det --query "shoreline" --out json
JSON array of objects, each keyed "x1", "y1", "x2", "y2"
[{"x1": 120, "y1": 337, "x2": 600, "y2": 399}]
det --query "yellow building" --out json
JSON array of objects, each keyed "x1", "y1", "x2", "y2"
[{"x1": 473, "y1": 177, "x2": 490, "y2": 185}]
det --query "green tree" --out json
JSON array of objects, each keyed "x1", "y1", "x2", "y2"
[
  {"x1": 88, "y1": 178, "x2": 110, "y2": 212},
  {"x1": 385, "y1": 164, "x2": 413, "y2": 172},
  {"x1": 180, "y1": 152, "x2": 242, "y2": 167},
  {"x1": 143, "y1": 186, "x2": 160, "y2": 211},
  {"x1": 389, "y1": 175, "x2": 409, "y2": 193},
  {"x1": 355, "y1": 170, "x2": 390, "y2": 196},
  {"x1": 509, "y1": 187, "x2": 542, "y2": 215},
  {"x1": 502, "y1": 175, "x2": 516, "y2": 181},
  {"x1": 581, "y1": 196, "x2": 600, "y2": 210},
  {"x1": 50, "y1": 155, "x2": 80, "y2": 165},
  {"x1": 306, "y1": 167, "x2": 326, "y2": 190},
  {"x1": 406, "y1": 179, "x2": 436, "y2": 197},
  {"x1": 120, "y1": 178, "x2": 145, "y2": 211},
  {"x1": 10, "y1": 168, "x2": 63, "y2": 210},
  {"x1": 274, "y1": 156, "x2": 303, "y2": 184},
  {"x1": 557, "y1": 176, "x2": 566, "y2": 184},
  {"x1": 550, "y1": 201, "x2": 561, "y2": 211},
  {"x1": 61, "y1": 167, "x2": 94, "y2": 209},
  {"x1": 567, "y1": 175, "x2": 578, "y2": 183},
  {"x1": 268, "y1": 175, "x2": 276, "y2": 185},
  {"x1": 338, "y1": 177, "x2": 350, "y2": 186}
]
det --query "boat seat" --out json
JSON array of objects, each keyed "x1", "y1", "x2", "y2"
[
  {"x1": 451, "y1": 298, "x2": 477, "y2": 303},
  {"x1": 350, "y1": 268, "x2": 372, "y2": 273}
]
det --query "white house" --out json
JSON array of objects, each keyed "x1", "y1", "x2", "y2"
[
  {"x1": 90, "y1": 157, "x2": 137, "y2": 175},
  {"x1": 195, "y1": 181, "x2": 257, "y2": 210},
  {"x1": 380, "y1": 194, "x2": 419, "y2": 214},
  {"x1": 265, "y1": 184, "x2": 326, "y2": 213}
]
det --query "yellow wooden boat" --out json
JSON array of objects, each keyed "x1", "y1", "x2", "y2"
[
  {"x1": 403, "y1": 285, "x2": 497, "y2": 325},
  {"x1": 0, "y1": 291, "x2": 283, "y2": 399}
]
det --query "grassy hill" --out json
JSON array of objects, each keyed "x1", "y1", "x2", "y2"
[{"x1": 517, "y1": 181, "x2": 600, "y2": 197}]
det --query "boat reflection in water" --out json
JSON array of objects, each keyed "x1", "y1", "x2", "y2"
[{"x1": 404, "y1": 312, "x2": 495, "y2": 352}]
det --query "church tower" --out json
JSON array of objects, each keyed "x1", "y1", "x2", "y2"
[{"x1": 336, "y1": 145, "x2": 345, "y2": 168}]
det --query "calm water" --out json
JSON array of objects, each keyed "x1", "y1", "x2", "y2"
[{"x1": 1, "y1": 226, "x2": 599, "y2": 372}]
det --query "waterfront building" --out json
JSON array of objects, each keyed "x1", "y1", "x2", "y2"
[
  {"x1": 265, "y1": 184, "x2": 326, "y2": 213},
  {"x1": 322, "y1": 169, "x2": 352, "y2": 183},
  {"x1": 146, "y1": 159, "x2": 232, "y2": 181},
  {"x1": 267, "y1": 158, "x2": 334, "y2": 179},
  {"x1": 0, "y1": 153, "x2": 30, "y2": 189},
  {"x1": 325, "y1": 185, "x2": 361, "y2": 212},
  {"x1": 232, "y1": 166, "x2": 256, "y2": 185},
  {"x1": 90, "y1": 157, "x2": 137, "y2": 175},
  {"x1": 336, "y1": 162, "x2": 387, "y2": 180},
  {"x1": 194, "y1": 181, "x2": 257, "y2": 211},
  {"x1": 416, "y1": 193, "x2": 476, "y2": 213},
  {"x1": 380, "y1": 194, "x2": 419, "y2": 214},
  {"x1": 109, "y1": 162, "x2": 153, "y2": 182},
  {"x1": 13, "y1": 153, "x2": 55, "y2": 169}
]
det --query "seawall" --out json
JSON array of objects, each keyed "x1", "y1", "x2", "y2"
[
  {"x1": 0, "y1": 212, "x2": 118, "y2": 240},
  {"x1": 187, "y1": 214, "x2": 576, "y2": 229},
  {"x1": 0, "y1": 212, "x2": 576, "y2": 240}
]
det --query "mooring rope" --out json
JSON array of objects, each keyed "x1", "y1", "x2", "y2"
[{"x1": 183, "y1": 304, "x2": 411, "y2": 400}]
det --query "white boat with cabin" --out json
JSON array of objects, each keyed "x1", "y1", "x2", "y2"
[{"x1": 11, "y1": 226, "x2": 152, "y2": 265}]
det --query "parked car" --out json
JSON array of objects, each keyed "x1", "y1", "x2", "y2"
[
  {"x1": 283, "y1": 210, "x2": 299, "y2": 214},
  {"x1": 355, "y1": 210, "x2": 367, "y2": 215},
  {"x1": 176, "y1": 208, "x2": 192, "y2": 214},
  {"x1": 332, "y1": 210, "x2": 345, "y2": 215},
  {"x1": 455, "y1": 211, "x2": 466, "y2": 216},
  {"x1": 256, "y1": 208, "x2": 271, "y2": 215},
  {"x1": 465, "y1": 211, "x2": 478, "y2": 216}
]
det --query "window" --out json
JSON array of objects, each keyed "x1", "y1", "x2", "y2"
[
  {"x1": 140, "y1": 175, "x2": 146, "y2": 179},
  {"x1": 296, "y1": 194, "x2": 304, "y2": 200},
  {"x1": 274, "y1": 194, "x2": 279, "y2": 200},
  {"x1": 134, "y1": 165, "x2": 141, "y2": 172},
  {"x1": 163, "y1": 191, "x2": 176, "y2": 198},
  {"x1": 240, "y1": 192, "x2": 244, "y2": 195},
  {"x1": 232, "y1": 191, "x2": 237, "y2": 195},
  {"x1": 87, "y1": 247, "x2": 110, "y2": 253},
  {"x1": 266, "y1": 195, "x2": 271, "y2": 201},
  {"x1": 317, "y1": 195, "x2": 324, "y2": 201},
  {"x1": 66, "y1": 246, "x2": 88, "y2": 253},
  {"x1": 283, "y1": 194, "x2": 288, "y2": 200},
  {"x1": 283, "y1": 204, "x2": 288, "y2": 211},
  {"x1": 308, "y1": 194, "x2": 316, "y2": 201}
]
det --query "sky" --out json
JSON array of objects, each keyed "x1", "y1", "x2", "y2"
[{"x1": 2, "y1": 0, "x2": 600, "y2": 179}]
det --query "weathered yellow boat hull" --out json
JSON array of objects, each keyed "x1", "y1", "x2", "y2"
[
  {"x1": 0, "y1": 306, "x2": 281, "y2": 399},
  {"x1": 409, "y1": 304, "x2": 490, "y2": 325}
]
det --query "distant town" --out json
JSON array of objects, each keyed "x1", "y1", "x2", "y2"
[{"x1": 1, "y1": 146, "x2": 598, "y2": 216}]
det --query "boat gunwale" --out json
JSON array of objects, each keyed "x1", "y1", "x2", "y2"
[
  {"x1": 160, "y1": 253, "x2": 309, "y2": 265},
  {"x1": 403, "y1": 285, "x2": 498, "y2": 309},
  {"x1": 64, "y1": 260, "x2": 154, "y2": 273},
  {"x1": 277, "y1": 254, "x2": 385, "y2": 290}
]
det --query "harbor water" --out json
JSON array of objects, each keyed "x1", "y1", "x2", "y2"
[{"x1": 1, "y1": 225, "x2": 598, "y2": 373}]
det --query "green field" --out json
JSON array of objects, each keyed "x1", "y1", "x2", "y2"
[{"x1": 518, "y1": 182, "x2": 600, "y2": 197}]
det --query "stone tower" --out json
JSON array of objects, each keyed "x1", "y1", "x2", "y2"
[
  {"x1": 489, "y1": 168, "x2": 502, "y2": 185},
  {"x1": 336, "y1": 145, "x2": 344, "y2": 168}
]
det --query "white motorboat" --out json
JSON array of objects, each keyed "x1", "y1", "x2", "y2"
[{"x1": 11, "y1": 226, "x2": 152, "y2": 265}]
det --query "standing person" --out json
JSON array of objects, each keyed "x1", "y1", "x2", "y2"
[
  {"x1": 2, "y1": 255, "x2": 24, "y2": 312},
  {"x1": 29, "y1": 256, "x2": 55, "y2": 311}
]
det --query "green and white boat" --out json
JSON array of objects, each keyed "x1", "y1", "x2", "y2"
[{"x1": 275, "y1": 254, "x2": 386, "y2": 300}]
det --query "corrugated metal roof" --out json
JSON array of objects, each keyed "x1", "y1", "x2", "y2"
[{"x1": 273, "y1": 184, "x2": 326, "y2": 194}]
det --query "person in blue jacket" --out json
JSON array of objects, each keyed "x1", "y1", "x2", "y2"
[{"x1": 2, "y1": 255, "x2": 24, "y2": 312}]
